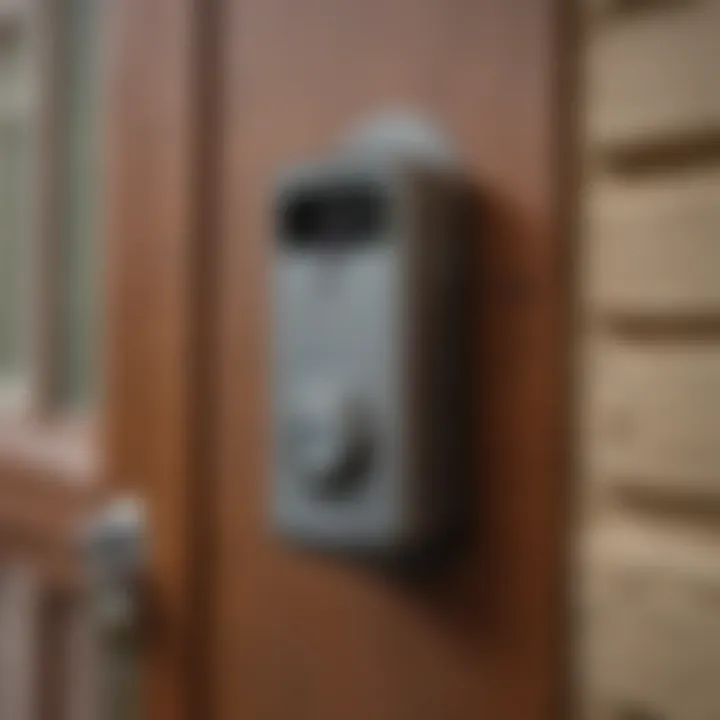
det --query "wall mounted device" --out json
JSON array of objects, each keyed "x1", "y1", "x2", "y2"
[{"x1": 272, "y1": 114, "x2": 471, "y2": 560}]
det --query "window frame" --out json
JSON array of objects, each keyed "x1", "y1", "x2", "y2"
[{"x1": 0, "y1": 0, "x2": 106, "y2": 572}]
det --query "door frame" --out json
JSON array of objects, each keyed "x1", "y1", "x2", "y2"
[{"x1": 105, "y1": 0, "x2": 221, "y2": 717}]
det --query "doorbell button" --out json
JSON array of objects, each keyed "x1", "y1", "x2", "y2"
[{"x1": 285, "y1": 385, "x2": 374, "y2": 499}]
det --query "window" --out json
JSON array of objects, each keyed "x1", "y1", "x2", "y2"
[
  {"x1": 54, "y1": 0, "x2": 104, "y2": 409},
  {"x1": 0, "y1": 6, "x2": 35, "y2": 410},
  {"x1": 0, "y1": 0, "x2": 105, "y2": 419}
]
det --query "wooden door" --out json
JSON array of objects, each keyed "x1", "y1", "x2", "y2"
[
  {"x1": 0, "y1": 0, "x2": 209, "y2": 717},
  {"x1": 211, "y1": 1, "x2": 574, "y2": 719}
]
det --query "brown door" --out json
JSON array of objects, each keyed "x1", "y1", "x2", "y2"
[
  {"x1": 0, "y1": 0, "x2": 207, "y2": 717},
  {"x1": 210, "y1": 1, "x2": 574, "y2": 719}
]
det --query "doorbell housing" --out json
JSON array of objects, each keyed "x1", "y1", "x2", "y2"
[{"x1": 272, "y1": 118, "x2": 470, "y2": 559}]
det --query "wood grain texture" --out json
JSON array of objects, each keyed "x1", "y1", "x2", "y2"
[
  {"x1": 104, "y1": 0, "x2": 213, "y2": 718},
  {"x1": 588, "y1": 341, "x2": 720, "y2": 494},
  {"x1": 588, "y1": 0, "x2": 720, "y2": 150},
  {"x1": 586, "y1": 171, "x2": 720, "y2": 315},
  {"x1": 212, "y1": 1, "x2": 574, "y2": 718},
  {"x1": 582, "y1": 522, "x2": 720, "y2": 719}
]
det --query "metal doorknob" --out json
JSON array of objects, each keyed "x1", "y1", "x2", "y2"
[{"x1": 82, "y1": 496, "x2": 147, "y2": 720}]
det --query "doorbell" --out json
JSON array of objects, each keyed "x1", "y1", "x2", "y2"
[{"x1": 272, "y1": 115, "x2": 471, "y2": 559}]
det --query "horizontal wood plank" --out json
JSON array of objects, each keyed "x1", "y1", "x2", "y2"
[
  {"x1": 586, "y1": 341, "x2": 720, "y2": 497},
  {"x1": 587, "y1": 2, "x2": 720, "y2": 149},
  {"x1": 585, "y1": 170, "x2": 720, "y2": 314},
  {"x1": 582, "y1": 521, "x2": 720, "y2": 719}
]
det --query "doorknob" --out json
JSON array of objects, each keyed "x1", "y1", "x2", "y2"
[{"x1": 82, "y1": 496, "x2": 147, "y2": 720}]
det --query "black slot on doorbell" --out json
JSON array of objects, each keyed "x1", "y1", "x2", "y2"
[{"x1": 272, "y1": 117, "x2": 471, "y2": 562}]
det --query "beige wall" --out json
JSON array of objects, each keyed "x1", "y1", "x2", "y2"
[{"x1": 579, "y1": 0, "x2": 720, "y2": 718}]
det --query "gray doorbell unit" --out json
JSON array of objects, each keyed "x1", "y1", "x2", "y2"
[{"x1": 272, "y1": 115, "x2": 470, "y2": 559}]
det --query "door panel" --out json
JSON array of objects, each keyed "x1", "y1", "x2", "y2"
[{"x1": 214, "y1": 1, "x2": 572, "y2": 719}]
